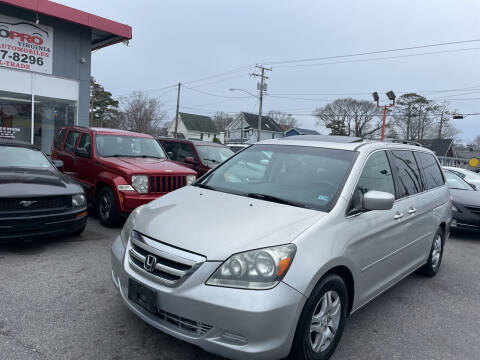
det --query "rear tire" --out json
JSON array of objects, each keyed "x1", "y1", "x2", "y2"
[
  {"x1": 289, "y1": 274, "x2": 348, "y2": 360},
  {"x1": 419, "y1": 227, "x2": 444, "y2": 277},
  {"x1": 97, "y1": 187, "x2": 120, "y2": 227}
]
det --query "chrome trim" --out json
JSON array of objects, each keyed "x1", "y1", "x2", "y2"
[
  {"x1": 128, "y1": 257, "x2": 177, "y2": 286},
  {"x1": 129, "y1": 247, "x2": 188, "y2": 277}
]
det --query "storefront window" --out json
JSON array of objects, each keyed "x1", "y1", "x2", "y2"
[
  {"x1": 34, "y1": 96, "x2": 76, "y2": 154},
  {"x1": 0, "y1": 90, "x2": 32, "y2": 143}
]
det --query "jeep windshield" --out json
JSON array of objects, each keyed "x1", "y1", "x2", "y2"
[
  {"x1": 95, "y1": 135, "x2": 167, "y2": 159},
  {"x1": 197, "y1": 144, "x2": 357, "y2": 212}
]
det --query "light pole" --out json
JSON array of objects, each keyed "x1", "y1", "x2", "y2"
[
  {"x1": 230, "y1": 88, "x2": 257, "y2": 143},
  {"x1": 373, "y1": 91, "x2": 396, "y2": 141}
]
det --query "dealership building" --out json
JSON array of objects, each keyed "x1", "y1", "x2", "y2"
[{"x1": 0, "y1": 0, "x2": 131, "y2": 153}]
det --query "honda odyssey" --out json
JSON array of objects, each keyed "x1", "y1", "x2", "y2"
[{"x1": 111, "y1": 135, "x2": 451, "y2": 360}]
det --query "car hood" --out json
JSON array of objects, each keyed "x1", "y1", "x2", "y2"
[
  {"x1": 0, "y1": 167, "x2": 83, "y2": 197},
  {"x1": 100, "y1": 157, "x2": 196, "y2": 175},
  {"x1": 134, "y1": 186, "x2": 326, "y2": 260},
  {"x1": 450, "y1": 188, "x2": 480, "y2": 206}
]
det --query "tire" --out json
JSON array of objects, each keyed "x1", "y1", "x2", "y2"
[
  {"x1": 289, "y1": 274, "x2": 348, "y2": 360},
  {"x1": 97, "y1": 187, "x2": 120, "y2": 227},
  {"x1": 418, "y1": 227, "x2": 444, "y2": 277}
]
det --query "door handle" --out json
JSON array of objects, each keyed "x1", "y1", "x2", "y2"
[
  {"x1": 408, "y1": 207, "x2": 417, "y2": 214},
  {"x1": 394, "y1": 212, "x2": 404, "y2": 220}
]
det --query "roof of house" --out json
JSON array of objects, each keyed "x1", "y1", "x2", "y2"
[
  {"x1": 1, "y1": 0, "x2": 132, "y2": 50},
  {"x1": 179, "y1": 112, "x2": 219, "y2": 134},
  {"x1": 287, "y1": 127, "x2": 321, "y2": 135},
  {"x1": 240, "y1": 112, "x2": 283, "y2": 132},
  {"x1": 417, "y1": 139, "x2": 453, "y2": 156},
  {"x1": 278, "y1": 124, "x2": 292, "y2": 132}
]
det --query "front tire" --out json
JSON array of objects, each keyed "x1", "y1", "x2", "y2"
[
  {"x1": 290, "y1": 274, "x2": 348, "y2": 360},
  {"x1": 419, "y1": 227, "x2": 444, "y2": 277},
  {"x1": 97, "y1": 187, "x2": 120, "y2": 227}
]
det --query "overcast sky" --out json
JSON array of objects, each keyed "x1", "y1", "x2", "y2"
[{"x1": 57, "y1": 0, "x2": 480, "y2": 143}]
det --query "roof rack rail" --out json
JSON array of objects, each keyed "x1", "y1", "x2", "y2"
[{"x1": 389, "y1": 139, "x2": 423, "y2": 147}]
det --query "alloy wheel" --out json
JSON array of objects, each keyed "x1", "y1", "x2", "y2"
[
  {"x1": 309, "y1": 290, "x2": 342, "y2": 353},
  {"x1": 431, "y1": 234, "x2": 442, "y2": 269},
  {"x1": 100, "y1": 194, "x2": 111, "y2": 221}
]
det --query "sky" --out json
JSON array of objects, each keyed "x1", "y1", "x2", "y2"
[{"x1": 57, "y1": 0, "x2": 480, "y2": 143}]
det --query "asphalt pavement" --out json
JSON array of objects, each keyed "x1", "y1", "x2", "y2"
[{"x1": 0, "y1": 218, "x2": 479, "y2": 360}]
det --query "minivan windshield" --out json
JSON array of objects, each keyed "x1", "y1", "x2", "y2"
[
  {"x1": 0, "y1": 146, "x2": 53, "y2": 169},
  {"x1": 196, "y1": 145, "x2": 234, "y2": 164},
  {"x1": 95, "y1": 135, "x2": 167, "y2": 159},
  {"x1": 197, "y1": 144, "x2": 357, "y2": 211}
]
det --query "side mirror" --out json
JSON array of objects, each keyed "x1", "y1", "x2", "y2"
[
  {"x1": 52, "y1": 159, "x2": 64, "y2": 171},
  {"x1": 76, "y1": 148, "x2": 90, "y2": 158},
  {"x1": 184, "y1": 156, "x2": 197, "y2": 165},
  {"x1": 363, "y1": 191, "x2": 395, "y2": 211},
  {"x1": 167, "y1": 151, "x2": 173, "y2": 158}
]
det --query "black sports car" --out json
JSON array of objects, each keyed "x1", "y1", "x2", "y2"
[
  {"x1": 444, "y1": 169, "x2": 480, "y2": 230},
  {"x1": 0, "y1": 139, "x2": 88, "y2": 241}
]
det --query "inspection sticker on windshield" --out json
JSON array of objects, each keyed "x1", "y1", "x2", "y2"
[{"x1": 317, "y1": 194, "x2": 330, "y2": 202}]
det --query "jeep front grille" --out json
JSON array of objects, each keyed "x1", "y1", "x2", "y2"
[
  {"x1": 149, "y1": 175, "x2": 186, "y2": 194},
  {"x1": 128, "y1": 231, "x2": 205, "y2": 286}
]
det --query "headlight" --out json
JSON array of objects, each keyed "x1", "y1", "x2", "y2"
[
  {"x1": 186, "y1": 174, "x2": 196, "y2": 185},
  {"x1": 72, "y1": 194, "x2": 86, "y2": 207},
  {"x1": 206, "y1": 244, "x2": 296, "y2": 290},
  {"x1": 120, "y1": 205, "x2": 145, "y2": 247},
  {"x1": 131, "y1": 175, "x2": 148, "y2": 193}
]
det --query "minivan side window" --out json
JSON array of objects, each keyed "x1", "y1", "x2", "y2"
[
  {"x1": 414, "y1": 152, "x2": 444, "y2": 190},
  {"x1": 350, "y1": 151, "x2": 395, "y2": 212},
  {"x1": 390, "y1": 150, "x2": 422, "y2": 198},
  {"x1": 54, "y1": 129, "x2": 66, "y2": 149},
  {"x1": 64, "y1": 131, "x2": 80, "y2": 153}
]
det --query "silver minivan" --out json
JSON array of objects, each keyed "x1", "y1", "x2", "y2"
[{"x1": 111, "y1": 136, "x2": 451, "y2": 360}]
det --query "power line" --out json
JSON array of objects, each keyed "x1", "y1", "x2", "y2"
[
  {"x1": 183, "y1": 85, "x2": 252, "y2": 99},
  {"x1": 263, "y1": 38, "x2": 480, "y2": 66},
  {"x1": 273, "y1": 47, "x2": 480, "y2": 69}
]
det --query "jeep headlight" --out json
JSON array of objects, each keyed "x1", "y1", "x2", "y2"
[
  {"x1": 206, "y1": 244, "x2": 296, "y2": 290},
  {"x1": 131, "y1": 175, "x2": 148, "y2": 193},
  {"x1": 72, "y1": 194, "x2": 86, "y2": 207},
  {"x1": 186, "y1": 174, "x2": 196, "y2": 185},
  {"x1": 120, "y1": 205, "x2": 145, "y2": 247}
]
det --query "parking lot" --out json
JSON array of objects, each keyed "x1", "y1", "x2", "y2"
[{"x1": 0, "y1": 218, "x2": 479, "y2": 360}]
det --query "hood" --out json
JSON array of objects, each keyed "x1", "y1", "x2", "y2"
[
  {"x1": 450, "y1": 188, "x2": 480, "y2": 206},
  {"x1": 134, "y1": 186, "x2": 326, "y2": 260},
  {"x1": 0, "y1": 168, "x2": 83, "y2": 197},
  {"x1": 100, "y1": 157, "x2": 196, "y2": 175}
]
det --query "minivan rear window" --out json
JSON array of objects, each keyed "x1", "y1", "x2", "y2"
[
  {"x1": 390, "y1": 150, "x2": 422, "y2": 198},
  {"x1": 414, "y1": 152, "x2": 444, "y2": 190},
  {"x1": 198, "y1": 144, "x2": 357, "y2": 212}
]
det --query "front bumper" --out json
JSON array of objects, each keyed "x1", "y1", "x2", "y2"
[
  {"x1": 111, "y1": 236, "x2": 306, "y2": 360},
  {"x1": 0, "y1": 208, "x2": 88, "y2": 241},
  {"x1": 451, "y1": 207, "x2": 480, "y2": 230},
  {"x1": 118, "y1": 192, "x2": 164, "y2": 213}
]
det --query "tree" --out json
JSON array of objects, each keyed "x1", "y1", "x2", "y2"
[
  {"x1": 212, "y1": 112, "x2": 234, "y2": 132},
  {"x1": 392, "y1": 93, "x2": 431, "y2": 141},
  {"x1": 120, "y1": 91, "x2": 167, "y2": 135},
  {"x1": 430, "y1": 101, "x2": 458, "y2": 139},
  {"x1": 313, "y1": 98, "x2": 381, "y2": 137},
  {"x1": 90, "y1": 77, "x2": 119, "y2": 127},
  {"x1": 266, "y1": 111, "x2": 300, "y2": 128},
  {"x1": 474, "y1": 135, "x2": 480, "y2": 148}
]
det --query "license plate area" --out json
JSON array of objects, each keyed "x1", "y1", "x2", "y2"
[{"x1": 128, "y1": 278, "x2": 157, "y2": 314}]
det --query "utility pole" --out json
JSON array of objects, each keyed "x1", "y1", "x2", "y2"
[
  {"x1": 174, "y1": 82, "x2": 181, "y2": 138},
  {"x1": 251, "y1": 65, "x2": 271, "y2": 142}
]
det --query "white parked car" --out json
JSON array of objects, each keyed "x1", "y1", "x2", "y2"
[{"x1": 443, "y1": 166, "x2": 480, "y2": 189}]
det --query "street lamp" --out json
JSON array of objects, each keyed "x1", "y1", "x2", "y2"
[
  {"x1": 229, "y1": 88, "x2": 257, "y2": 98},
  {"x1": 372, "y1": 90, "x2": 396, "y2": 141}
]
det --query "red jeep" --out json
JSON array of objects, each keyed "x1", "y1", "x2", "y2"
[{"x1": 51, "y1": 127, "x2": 197, "y2": 226}]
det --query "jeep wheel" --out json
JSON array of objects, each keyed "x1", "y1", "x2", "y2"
[{"x1": 97, "y1": 187, "x2": 120, "y2": 227}]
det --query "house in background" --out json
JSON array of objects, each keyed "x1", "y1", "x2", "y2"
[
  {"x1": 167, "y1": 112, "x2": 221, "y2": 142},
  {"x1": 285, "y1": 127, "x2": 321, "y2": 137},
  {"x1": 417, "y1": 139, "x2": 455, "y2": 157},
  {"x1": 225, "y1": 112, "x2": 284, "y2": 143}
]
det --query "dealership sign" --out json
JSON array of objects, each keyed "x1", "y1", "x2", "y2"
[{"x1": 0, "y1": 14, "x2": 53, "y2": 74}]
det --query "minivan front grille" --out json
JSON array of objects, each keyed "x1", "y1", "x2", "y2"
[
  {"x1": 128, "y1": 231, "x2": 205, "y2": 286},
  {"x1": 149, "y1": 176, "x2": 186, "y2": 194},
  {"x1": 158, "y1": 310, "x2": 212, "y2": 336}
]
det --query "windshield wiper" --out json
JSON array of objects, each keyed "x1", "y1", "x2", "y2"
[
  {"x1": 195, "y1": 183, "x2": 217, "y2": 191},
  {"x1": 246, "y1": 193, "x2": 310, "y2": 209},
  {"x1": 202, "y1": 158, "x2": 219, "y2": 163},
  {"x1": 134, "y1": 155, "x2": 164, "y2": 159}
]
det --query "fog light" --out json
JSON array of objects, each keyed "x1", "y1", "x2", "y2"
[{"x1": 76, "y1": 211, "x2": 88, "y2": 218}]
